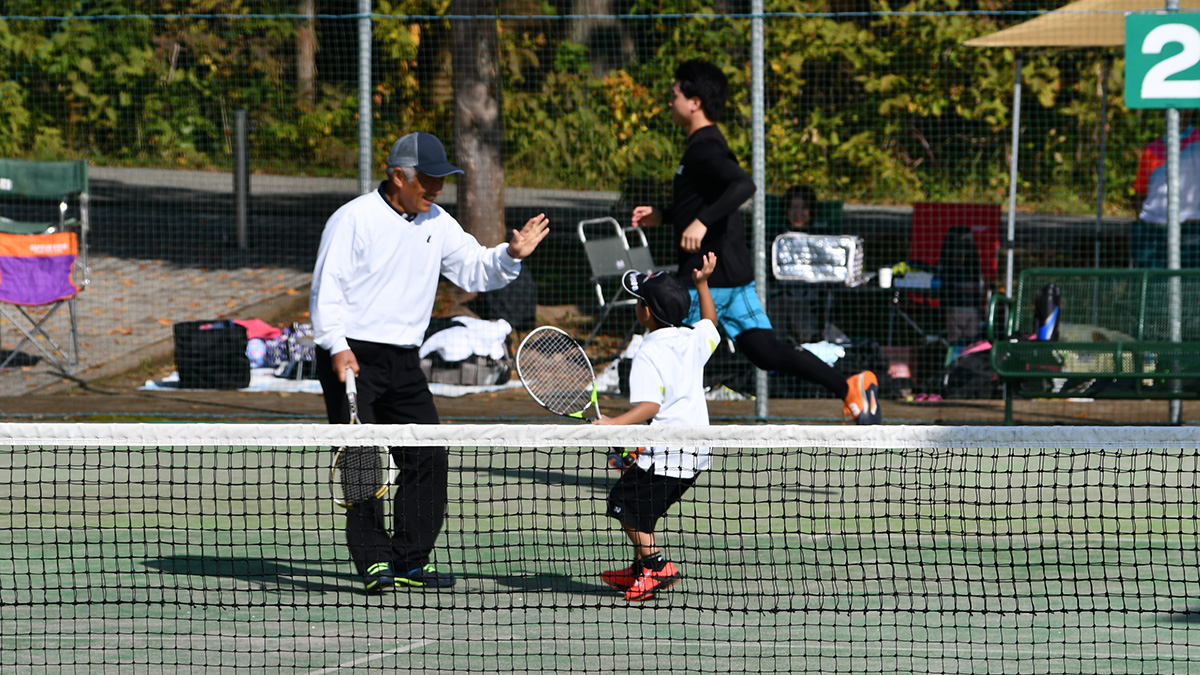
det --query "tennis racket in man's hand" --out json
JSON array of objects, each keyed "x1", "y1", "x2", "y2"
[
  {"x1": 331, "y1": 369, "x2": 396, "y2": 508},
  {"x1": 516, "y1": 326, "x2": 601, "y2": 421}
]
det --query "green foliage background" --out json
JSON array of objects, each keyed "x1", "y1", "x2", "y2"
[{"x1": 0, "y1": 0, "x2": 1166, "y2": 213}]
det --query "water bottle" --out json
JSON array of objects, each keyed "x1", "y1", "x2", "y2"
[{"x1": 1034, "y1": 282, "x2": 1060, "y2": 341}]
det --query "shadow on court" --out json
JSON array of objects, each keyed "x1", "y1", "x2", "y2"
[
  {"x1": 1164, "y1": 609, "x2": 1200, "y2": 624},
  {"x1": 88, "y1": 178, "x2": 340, "y2": 271},
  {"x1": 467, "y1": 464, "x2": 615, "y2": 493},
  {"x1": 146, "y1": 554, "x2": 618, "y2": 596},
  {"x1": 471, "y1": 571, "x2": 613, "y2": 596},
  {"x1": 143, "y1": 555, "x2": 356, "y2": 594}
]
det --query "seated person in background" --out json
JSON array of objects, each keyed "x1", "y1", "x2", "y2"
[
  {"x1": 1134, "y1": 113, "x2": 1200, "y2": 267},
  {"x1": 1133, "y1": 111, "x2": 1195, "y2": 218},
  {"x1": 939, "y1": 225, "x2": 986, "y2": 344},
  {"x1": 764, "y1": 183, "x2": 818, "y2": 242},
  {"x1": 768, "y1": 183, "x2": 824, "y2": 344},
  {"x1": 784, "y1": 183, "x2": 818, "y2": 233}
]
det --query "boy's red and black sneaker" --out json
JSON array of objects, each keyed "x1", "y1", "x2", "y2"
[
  {"x1": 624, "y1": 562, "x2": 680, "y2": 601},
  {"x1": 600, "y1": 562, "x2": 643, "y2": 590}
]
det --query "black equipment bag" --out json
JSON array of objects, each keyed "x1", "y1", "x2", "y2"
[
  {"x1": 421, "y1": 352, "x2": 513, "y2": 386},
  {"x1": 173, "y1": 319, "x2": 251, "y2": 390},
  {"x1": 419, "y1": 317, "x2": 514, "y2": 386},
  {"x1": 941, "y1": 344, "x2": 1003, "y2": 399}
]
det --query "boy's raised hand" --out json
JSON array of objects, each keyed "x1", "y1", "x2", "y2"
[
  {"x1": 693, "y1": 251, "x2": 719, "y2": 325},
  {"x1": 692, "y1": 251, "x2": 717, "y2": 284}
]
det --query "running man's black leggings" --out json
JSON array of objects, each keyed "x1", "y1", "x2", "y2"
[{"x1": 734, "y1": 328, "x2": 849, "y2": 399}]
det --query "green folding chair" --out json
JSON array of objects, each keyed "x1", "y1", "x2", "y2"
[{"x1": 0, "y1": 159, "x2": 90, "y2": 373}]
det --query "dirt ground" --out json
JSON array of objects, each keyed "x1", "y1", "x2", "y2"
[
  {"x1": 3, "y1": 350, "x2": 1196, "y2": 426},
  {"x1": 3, "y1": 376, "x2": 1197, "y2": 425}
]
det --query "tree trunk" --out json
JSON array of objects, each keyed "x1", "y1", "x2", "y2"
[
  {"x1": 296, "y1": 0, "x2": 317, "y2": 109},
  {"x1": 570, "y1": 0, "x2": 634, "y2": 78},
  {"x1": 452, "y1": 0, "x2": 506, "y2": 247}
]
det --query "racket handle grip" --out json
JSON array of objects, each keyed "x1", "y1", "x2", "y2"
[{"x1": 344, "y1": 368, "x2": 356, "y2": 395}]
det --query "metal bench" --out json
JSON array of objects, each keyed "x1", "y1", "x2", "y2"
[{"x1": 987, "y1": 268, "x2": 1200, "y2": 424}]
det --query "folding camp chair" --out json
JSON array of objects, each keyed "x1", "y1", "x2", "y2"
[
  {"x1": 0, "y1": 159, "x2": 90, "y2": 373},
  {"x1": 578, "y1": 217, "x2": 660, "y2": 349},
  {"x1": 887, "y1": 202, "x2": 1000, "y2": 350},
  {"x1": 909, "y1": 202, "x2": 1001, "y2": 283}
]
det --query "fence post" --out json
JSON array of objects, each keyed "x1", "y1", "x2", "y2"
[
  {"x1": 1005, "y1": 57, "x2": 1022, "y2": 299},
  {"x1": 1165, "y1": 0, "x2": 1184, "y2": 424},
  {"x1": 358, "y1": 0, "x2": 373, "y2": 195},
  {"x1": 234, "y1": 109, "x2": 248, "y2": 250},
  {"x1": 751, "y1": 0, "x2": 768, "y2": 418}
]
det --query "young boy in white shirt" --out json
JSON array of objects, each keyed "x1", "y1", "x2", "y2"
[{"x1": 593, "y1": 252, "x2": 719, "y2": 601}]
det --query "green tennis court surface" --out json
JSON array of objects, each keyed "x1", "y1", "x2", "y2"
[{"x1": 3, "y1": 436, "x2": 1200, "y2": 673}]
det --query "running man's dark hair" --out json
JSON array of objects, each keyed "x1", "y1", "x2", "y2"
[{"x1": 675, "y1": 60, "x2": 729, "y2": 123}]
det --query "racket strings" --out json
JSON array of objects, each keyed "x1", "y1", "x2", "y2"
[
  {"x1": 336, "y1": 445, "x2": 386, "y2": 504},
  {"x1": 519, "y1": 332, "x2": 595, "y2": 416}
]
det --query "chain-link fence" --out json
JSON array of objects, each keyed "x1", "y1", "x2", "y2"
[{"x1": 0, "y1": 2, "x2": 1190, "y2": 418}]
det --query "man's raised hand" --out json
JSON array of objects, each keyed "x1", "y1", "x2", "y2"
[{"x1": 508, "y1": 213, "x2": 550, "y2": 259}]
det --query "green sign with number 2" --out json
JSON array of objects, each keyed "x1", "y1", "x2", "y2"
[{"x1": 1126, "y1": 14, "x2": 1200, "y2": 108}]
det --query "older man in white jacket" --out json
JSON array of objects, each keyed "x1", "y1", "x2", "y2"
[{"x1": 311, "y1": 131, "x2": 549, "y2": 593}]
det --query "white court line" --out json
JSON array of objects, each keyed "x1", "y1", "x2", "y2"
[
  {"x1": 302, "y1": 638, "x2": 1200, "y2": 660},
  {"x1": 302, "y1": 639, "x2": 433, "y2": 674},
  {"x1": 4, "y1": 635, "x2": 1196, "y2": 663}
]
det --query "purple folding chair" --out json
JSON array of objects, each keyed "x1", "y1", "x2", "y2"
[{"x1": 0, "y1": 159, "x2": 89, "y2": 373}]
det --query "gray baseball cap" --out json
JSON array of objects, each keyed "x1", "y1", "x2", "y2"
[{"x1": 386, "y1": 131, "x2": 464, "y2": 177}]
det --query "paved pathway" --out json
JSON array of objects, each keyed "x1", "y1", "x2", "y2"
[
  {"x1": 0, "y1": 167, "x2": 335, "y2": 396},
  {"x1": 0, "y1": 166, "x2": 618, "y2": 397},
  {"x1": 0, "y1": 255, "x2": 313, "y2": 396}
]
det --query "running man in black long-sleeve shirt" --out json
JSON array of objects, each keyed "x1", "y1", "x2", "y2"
[{"x1": 631, "y1": 60, "x2": 881, "y2": 424}]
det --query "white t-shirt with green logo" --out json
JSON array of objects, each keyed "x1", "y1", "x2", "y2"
[{"x1": 628, "y1": 318, "x2": 720, "y2": 479}]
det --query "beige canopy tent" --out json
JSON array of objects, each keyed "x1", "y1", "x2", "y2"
[
  {"x1": 965, "y1": 0, "x2": 1200, "y2": 49},
  {"x1": 965, "y1": 0, "x2": 1200, "y2": 293}
]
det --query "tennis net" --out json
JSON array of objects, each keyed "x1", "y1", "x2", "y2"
[{"x1": 2, "y1": 422, "x2": 1200, "y2": 673}]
